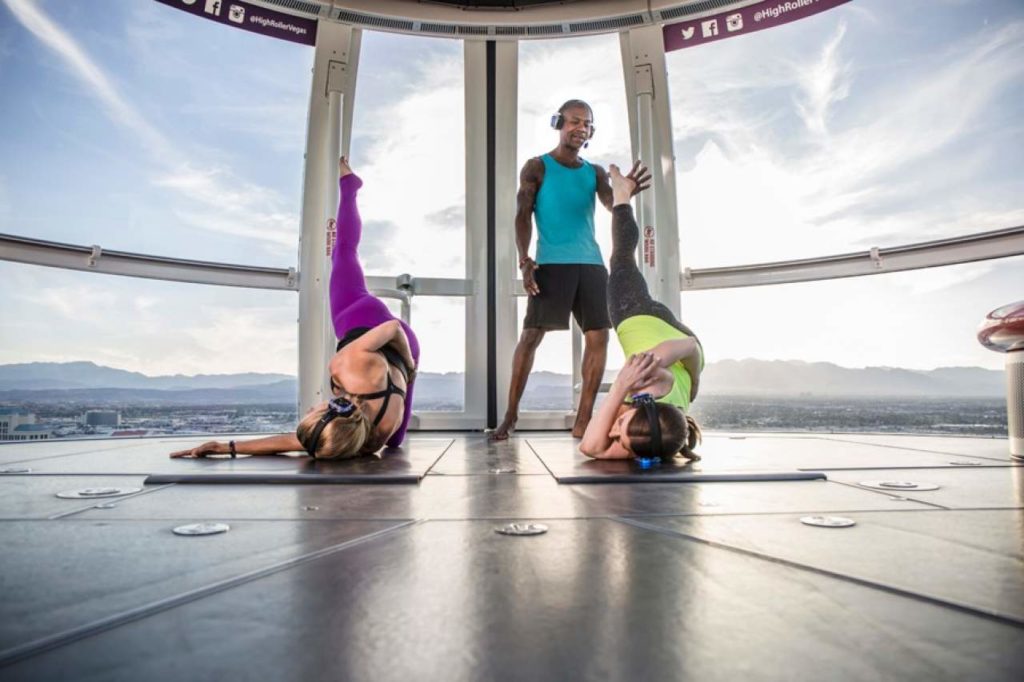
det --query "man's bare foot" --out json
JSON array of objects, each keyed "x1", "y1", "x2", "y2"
[
  {"x1": 491, "y1": 415, "x2": 518, "y2": 441},
  {"x1": 571, "y1": 412, "x2": 591, "y2": 438}
]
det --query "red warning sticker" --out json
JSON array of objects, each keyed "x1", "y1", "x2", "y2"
[
  {"x1": 325, "y1": 218, "x2": 336, "y2": 257},
  {"x1": 643, "y1": 225, "x2": 656, "y2": 267}
]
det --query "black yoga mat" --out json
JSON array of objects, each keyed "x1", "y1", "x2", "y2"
[{"x1": 145, "y1": 472, "x2": 420, "y2": 485}]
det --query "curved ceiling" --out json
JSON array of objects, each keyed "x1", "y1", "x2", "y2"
[{"x1": 254, "y1": 0, "x2": 756, "y2": 40}]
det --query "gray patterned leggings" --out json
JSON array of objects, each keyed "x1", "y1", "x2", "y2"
[{"x1": 609, "y1": 205, "x2": 699, "y2": 342}]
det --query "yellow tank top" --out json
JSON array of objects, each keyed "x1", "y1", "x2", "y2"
[{"x1": 615, "y1": 315, "x2": 702, "y2": 411}]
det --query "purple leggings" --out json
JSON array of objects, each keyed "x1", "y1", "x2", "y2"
[{"x1": 330, "y1": 175, "x2": 420, "y2": 447}]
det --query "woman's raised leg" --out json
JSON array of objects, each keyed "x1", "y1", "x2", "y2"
[
  {"x1": 607, "y1": 204, "x2": 699, "y2": 339},
  {"x1": 329, "y1": 159, "x2": 394, "y2": 336}
]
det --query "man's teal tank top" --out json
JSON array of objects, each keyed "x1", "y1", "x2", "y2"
[{"x1": 534, "y1": 154, "x2": 603, "y2": 265}]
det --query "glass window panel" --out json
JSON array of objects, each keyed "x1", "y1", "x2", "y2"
[
  {"x1": 518, "y1": 34, "x2": 633, "y2": 268},
  {"x1": 407, "y1": 297, "x2": 465, "y2": 412},
  {"x1": 0, "y1": 1, "x2": 313, "y2": 265},
  {"x1": 666, "y1": 0, "x2": 1024, "y2": 268},
  {"x1": 515, "y1": 34, "x2": 634, "y2": 408},
  {"x1": 349, "y1": 31, "x2": 465, "y2": 279},
  {"x1": 0, "y1": 261, "x2": 298, "y2": 437},
  {"x1": 678, "y1": 257, "x2": 1020, "y2": 436}
]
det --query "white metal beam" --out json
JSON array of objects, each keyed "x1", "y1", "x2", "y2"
[
  {"x1": 494, "y1": 42, "x2": 520, "y2": 430},
  {"x1": 5, "y1": 227, "x2": 1019, "y2": 296},
  {"x1": 681, "y1": 226, "x2": 1024, "y2": 290},
  {"x1": 0, "y1": 233, "x2": 297, "y2": 289},
  {"x1": 463, "y1": 40, "x2": 490, "y2": 429},
  {"x1": 297, "y1": 22, "x2": 360, "y2": 416},
  {"x1": 0, "y1": 233, "x2": 475, "y2": 297},
  {"x1": 620, "y1": 25, "x2": 682, "y2": 317}
]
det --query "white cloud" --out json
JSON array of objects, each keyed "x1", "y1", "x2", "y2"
[
  {"x1": 3, "y1": 0, "x2": 299, "y2": 249},
  {"x1": 23, "y1": 284, "x2": 121, "y2": 323},
  {"x1": 670, "y1": 15, "x2": 1024, "y2": 276},
  {"x1": 351, "y1": 50, "x2": 468, "y2": 278},
  {"x1": 792, "y1": 20, "x2": 850, "y2": 137},
  {"x1": 2, "y1": 262, "x2": 299, "y2": 376},
  {"x1": 3, "y1": 0, "x2": 169, "y2": 154}
]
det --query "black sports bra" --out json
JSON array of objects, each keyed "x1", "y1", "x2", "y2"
[{"x1": 335, "y1": 327, "x2": 410, "y2": 427}]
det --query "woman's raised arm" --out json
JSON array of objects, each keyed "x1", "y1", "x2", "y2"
[
  {"x1": 345, "y1": 320, "x2": 416, "y2": 373},
  {"x1": 579, "y1": 353, "x2": 659, "y2": 459}
]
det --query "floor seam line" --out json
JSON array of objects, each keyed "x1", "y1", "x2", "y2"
[
  {"x1": 0, "y1": 519, "x2": 419, "y2": 668},
  {"x1": 611, "y1": 515, "x2": 1024, "y2": 630}
]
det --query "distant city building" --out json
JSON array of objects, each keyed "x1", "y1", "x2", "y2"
[
  {"x1": 110, "y1": 430, "x2": 148, "y2": 438},
  {"x1": 84, "y1": 410, "x2": 120, "y2": 428},
  {"x1": 9, "y1": 424, "x2": 53, "y2": 441},
  {"x1": 1, "y1": 408, "x2": 36, "y2": 441}
]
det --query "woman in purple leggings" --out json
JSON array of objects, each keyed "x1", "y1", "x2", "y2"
[{"x1": 171, "y1": 157, "x2": 419, "y2": 460}]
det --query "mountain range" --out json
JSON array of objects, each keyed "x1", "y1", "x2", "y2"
[{"x1": 0, "y1": 360, "x2": 1006, "y2": 405}]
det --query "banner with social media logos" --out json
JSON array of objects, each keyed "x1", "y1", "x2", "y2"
[
  {"x1": 153, "y1": 0, "x2": 317, "y2": 47},
  {"x1": 663, "y1": 0, "x2": 851, "y2": 52}
]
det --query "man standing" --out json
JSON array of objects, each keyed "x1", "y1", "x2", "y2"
[{"x1": 493, "y1": 99, "x2": 630, "y2": 440}]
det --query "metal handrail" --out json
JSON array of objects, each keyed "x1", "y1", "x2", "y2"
[
  {"x1": 0, "y1": 232, "x2": 472, "y2": 297},
  {"x1": 679, "y1": 225, "x2": 1024, "y2": 290}
]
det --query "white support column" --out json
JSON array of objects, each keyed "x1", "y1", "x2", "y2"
[
  {"x1": 493, "y1": 42, "x2": 520, "y2": 429},
  {"x1": 620, "y1": 26, "x2": 681, "y2": 317},
  {"x1": 464, "y1": 40, "x2": 490, "y2": 427},
  {"x1": 297, "y1": 23, "x2": 361, "y2": 416},
  {"x1": 464, "y1": 40, "x2": 518, "y2": 429}
]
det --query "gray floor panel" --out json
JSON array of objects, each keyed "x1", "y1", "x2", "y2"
[
  {"x1": 827, "y1": 467, "x2": 1024, "y2": 509},
  {"x1": 4, "y1": 432, "x2": 1021, "y2": 679},
  {"x1": 681, "y1": 434, "x2": 1015, "y2": 469},
  {"x1": 77, "y1": 474, "x2": 597, "y2": 521},
  {"x1": 816, "y1": 434, "x2": 1017, "y2": 462},
  {"x1": 0, "y1": 519, "x2": 406, "y2": 664},
  {"x1": 16, "y1": 438, "x2": 453, "y2": 479},
  {"x1": 527, "y1": 434, "x2": 1008, "y2": 478},
  {"x1": 0, "y1": 440, "x2": 149, "y2": 465},
  {"x1": 566, "y1": 479, "x2": 938, "y2": 516},
  {"x1": 426, "y1": 435, "x2": 549, "y2": 475},
  {"x1": 0, "y1": 476, "x2": 154, "y2": 520},
  {"x1": 2, "y1": 519, "x2": 1022, "y2": 682},
  {"x1": 632, "y1": 509, "x2": 1024, "y2": 623}
]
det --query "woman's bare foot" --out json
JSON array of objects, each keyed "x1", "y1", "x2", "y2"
[
  {"x1": 339, "y1": 155, "x2": 354, "y2": 177},
  {"x1": 609, "y1": 161, "x2": 651, "y2": 206},
  {"x1": 608, "y1": 164, "x2": 634, "y2": 206},
  {"x1": 339, "y1": 155, "x2": 362, "y2": 191}
]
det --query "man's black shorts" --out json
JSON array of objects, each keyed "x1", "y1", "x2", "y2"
[{"x1": 523, "y1": 263, "x2": 611, "y2": 332}]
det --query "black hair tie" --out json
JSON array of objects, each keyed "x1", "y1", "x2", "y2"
[
  {"x1": 301, "y1": 397, "x2": 357, "y2": 458},
  {"x1": 631, "y1": 393, "x2": 664, "y2": 459}
]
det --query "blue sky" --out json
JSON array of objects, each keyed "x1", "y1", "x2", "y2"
[{"x1": 0, "y1": 0, "x2": 1021, "y2": 377}]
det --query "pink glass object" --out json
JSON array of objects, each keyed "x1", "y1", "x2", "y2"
[
  {"x1": 977, "y1": 300, "x2": 1024, "y2": 353},
  {"x1": 978, "y1": 300, "x2": 1024, "y2": 459}
]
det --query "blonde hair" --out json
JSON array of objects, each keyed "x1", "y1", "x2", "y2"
[{"x1": 295, "y1": 400, "x2": 373, "y2": 459}]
